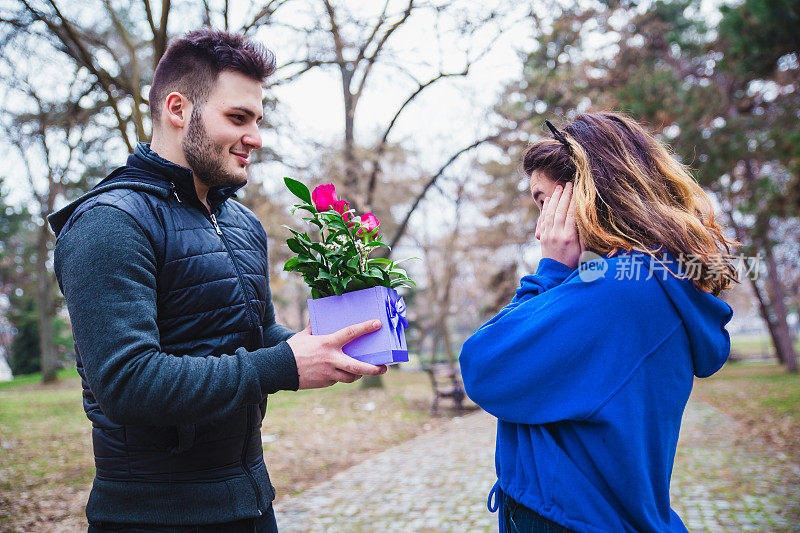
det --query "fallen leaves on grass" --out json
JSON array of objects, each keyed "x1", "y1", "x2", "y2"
[
  {"x1": 692, "y1": 363, "x2": 800, "y2": 463},
  {"x1": 0, "y1": 370, "x2": 472, "y2": 532}
]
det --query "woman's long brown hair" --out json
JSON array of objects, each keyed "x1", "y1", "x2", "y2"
[{"x1": 523, "y1": 112, "x2": 738, "y2": 295}]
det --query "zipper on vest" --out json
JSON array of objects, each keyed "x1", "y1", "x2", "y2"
[
  {"x1": 169, "y1": 182, "x2": 182, "y2": 203},
  {"x1": 209, "y1": 213, "x2": 222, "y2": 235},
  {"x1": 207, "y1": 212, "x2": 258, "y2": 338},
  {"x1": 209, "y1": 213, "x2": 264, "y2": 514}
]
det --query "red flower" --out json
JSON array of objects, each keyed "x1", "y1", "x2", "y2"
[
  {"x1": 312, "y1": 184, "x2": 338, "y2": 212},
  {"x1": 357, "y1": 213, "x2": 380, "y2": 236},
  {"x1": 332, "y1": 200, "x2": 352, "y2": 223}
]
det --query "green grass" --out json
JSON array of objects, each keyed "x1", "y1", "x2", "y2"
[
  {"x1": 693, "y1": 362, "x2": 800, "y2": 459},
  {"x1": 702, "y1": 362, "x2": 800, "y2": 421},
  {"x1": 730, "y1": 335, "x2": 800, "y2": 358},
  {"x1": 0, "y1": 366, "x2": 457, "y2": 530},
  {"x1": 0, "y1": 386, "x2": 84, "y2": 432},
  {"x1": 0, "y1": 367, "x2": 94, "y2": 513},
  {"x1": 0, "y1": 365, "x2": 80, "y2": 390}
]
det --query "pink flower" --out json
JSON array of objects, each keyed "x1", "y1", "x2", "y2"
[
  {"x1": 357, "y1": 213, "x2": 380, "y2": 236},
  {"x1": 332, "y1": 200, "x2": 352, "y2": 223},
  {"x1": 312, "y1": 184, "x2": 338, "y2": 212}
]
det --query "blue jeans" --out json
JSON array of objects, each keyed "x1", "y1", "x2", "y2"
[
  {"x1": 503, "y1": 496, "x2": 575, "y2": 533},
  {"x1": 87, "y1": 506, "x2": 279, "y2": 533}
]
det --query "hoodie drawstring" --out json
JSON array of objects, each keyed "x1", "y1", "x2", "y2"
[{"x1": 488, "y1": 479, "x2": 506, "y2": 533}]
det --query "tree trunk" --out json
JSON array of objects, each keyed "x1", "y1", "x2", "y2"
[
  {"x1": 763, "y1": 247, "x2": 798, "y2": 372},
  {"x1": 728, "y1": 213, "x2": 797, "y2": 372},
  {"x1": 439, "y1": 318, "x2": 455, "y2": 367},
  {"x1": 428, "y1": 330, "x2": 438, "y2": 364},
  {"x1": 38, "y1": 223, "x2": 57, "y2": 383},
  {"x1": 340, "y1": 66, "x2": 363, "y2": 211}
]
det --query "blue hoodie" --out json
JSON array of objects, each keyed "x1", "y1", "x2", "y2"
[{"x1": 459, "y1": 251, "x2": 733, "y2": 533}]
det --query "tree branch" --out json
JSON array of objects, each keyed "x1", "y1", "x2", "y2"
[
  {"x1": 365, "y1": 68, "x2": 470, "y2": 205},
  {"x1": 202, "y1": 0, "x2": 212, "y2": 26},
  {"x1": 141, "y1": 0, "x2": 157, "y2": 35},
  {"x1": 267, "y1": 58, "x2": 340, "y2": 87},
  {"x1": 386, "y1": 129, "x2": 513, "y2": 252},
  {"x1": 25, "y1": 0, "x2": 134, "y2": 150},
  {"x1": 352, "y1": 0, "x2": 414, "y2": 104},
  {"x1": 241, "y1": 0, "x2": 290, "y2": 34},
  {"x1": 322, "y1": 0, "x2": 346, "y2": 65},
  {"x1": 354, "y1": 0, "x2": 389, "y2": 66},
  {"x1": 154, "y1": 0, "x2": 171, "y2": 65},
  {"x1": 103, "y1": 0, "x2": 146, "y2": 141}
]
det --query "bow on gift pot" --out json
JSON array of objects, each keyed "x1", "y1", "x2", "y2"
[{"x1": 386, "y1": 295, "x2": 409, "y2": 344}]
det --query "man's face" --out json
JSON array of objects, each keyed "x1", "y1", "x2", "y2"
[{"x1": 181, "y1": 71, "x2": 264, "y2": 189}]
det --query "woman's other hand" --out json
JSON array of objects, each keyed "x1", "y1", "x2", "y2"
[{"x1": 535, "y1": 182, "x2": 582, "y2": 270}]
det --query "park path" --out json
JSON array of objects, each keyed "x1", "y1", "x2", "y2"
[{"x1": 273, "y1": 397, "x2": 800, "y2": 532}]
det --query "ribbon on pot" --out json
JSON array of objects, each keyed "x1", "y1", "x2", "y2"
[{"x1": 385, "y1": 294, "x2": 409, "y2": 344}]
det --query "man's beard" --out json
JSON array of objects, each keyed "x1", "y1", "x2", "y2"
[{"x1": 181, "y1": 106, "x2": 245, "y2": 189}]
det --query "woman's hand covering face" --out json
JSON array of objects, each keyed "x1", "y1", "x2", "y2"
[{"x1": 535, "y1": 182, "x2": 583, "y2": 270}]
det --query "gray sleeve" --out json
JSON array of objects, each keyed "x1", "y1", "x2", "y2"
[
  {"x1": 261, "y1": 262, "x2": 296, "y2": 346},
  {"x1": 54, "y1": 205, "x2": 299, "y2": 427}
]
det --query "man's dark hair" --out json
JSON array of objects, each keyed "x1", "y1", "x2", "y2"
[{"x1": 149, "y1": 28, "x2": 276, "y2": 127}]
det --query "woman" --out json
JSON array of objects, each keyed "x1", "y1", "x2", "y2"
[{"x1": 459, "y1": 112, "x2": 737, "y2": 533}]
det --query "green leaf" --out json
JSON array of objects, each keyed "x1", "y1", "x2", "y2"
[
  {"x1": 283, "y1": 257, "x2": 299, "y2": 271},
  {"x1": 284, "y1": 177, "x2": 313, "y2": 205},
  {"x1": 330, "y1": 228, "x2": 351, "y2": 240},
  {"x1": 316, "y1": 270, "x2": 337, "y2": 283},
  {"x1": 284, "y1": 227, "x2": 312, "y2": 242},
  {"x1": 308, "y1": 278, "x2": 333, "y2": 295},
  {"x1": 295, "y1": 264, "x2": 319, "y2": 278},
  {"x1": 286, "y1": 238, "x2": 308, "y2": 256},
  {"x1": 368, "y1": 258, "x2": 393, "y2": 266},
  {"x1": 390, "y1": 267, "x2": 408, "y2": 278},
  {"x1": 324, "y1": 216, "x2": 347, "y2": 231},
  {"x1": 342, "y1": 278, "x2": 364, "y2": 292},
  {"x1": 310, "y1": 243, "x2": 329, "y2": 256}
]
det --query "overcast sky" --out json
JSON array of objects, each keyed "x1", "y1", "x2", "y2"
[{"x1": 252, "y1": 1, "x2": 534, "y2": 194}]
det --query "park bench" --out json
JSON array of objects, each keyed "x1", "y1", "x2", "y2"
[{"x1": 422, "y1": 362, "x2": 466, "y2": 414}]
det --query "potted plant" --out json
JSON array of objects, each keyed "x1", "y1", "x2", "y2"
[{"x1": 282, "y1": 177, "x2": 415, "y2": 365}]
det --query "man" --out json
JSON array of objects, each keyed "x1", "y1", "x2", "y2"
[{"x1": 49, "y1": 28, "x2": 386, "y2": 532}]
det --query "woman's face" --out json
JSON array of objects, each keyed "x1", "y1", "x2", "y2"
[{"x1": 529, "y1": 170, "x2": 562, "y2": 211}]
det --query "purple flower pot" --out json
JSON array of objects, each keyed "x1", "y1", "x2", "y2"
[{"x1": 307, "y1": 286, "x2": 409, "y2": 365}]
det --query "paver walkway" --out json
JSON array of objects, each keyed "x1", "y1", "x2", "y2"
[{"x1": 273, "y1": 398, "x2": 800, "y2": 532}]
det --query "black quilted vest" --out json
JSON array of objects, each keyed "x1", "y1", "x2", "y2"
[{"x1": 50, "y1": 143, "x2": 277, "y2": 523}]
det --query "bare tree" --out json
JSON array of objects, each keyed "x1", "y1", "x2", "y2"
[
  {"x1": 5, "y1": 0, "x2": 289, "y2": 150},
  {"x1": 1, "y1": 51, "x2": 112, "y2": 381},
  {"x1": 265, "y1": 0, "x2": 517, "y2": 224}
]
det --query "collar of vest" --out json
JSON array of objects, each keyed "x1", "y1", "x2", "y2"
[
  {"x1": 48, "y1": 144, "x2": 248, "y2": 237},
  {"x1": 131, "y1": 142, "x2": 245, "y2": 213},
  {"x1": 47, "y1": 168, "x2": 173, "y2": 237}
]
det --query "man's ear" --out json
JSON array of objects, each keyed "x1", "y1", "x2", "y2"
[{"x1": 163, "y1": 92, "x2": 192, "y2": 129}]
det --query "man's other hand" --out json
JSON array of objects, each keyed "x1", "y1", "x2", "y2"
[{"x1": 286, "y1": 320, "x2": 388, "y2": 389}]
